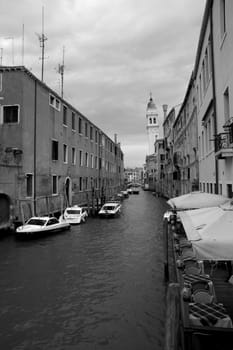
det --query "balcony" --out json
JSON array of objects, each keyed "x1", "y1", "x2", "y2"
[{"x1": 215, "y1": 132, "x2": 233, "y2": 159}]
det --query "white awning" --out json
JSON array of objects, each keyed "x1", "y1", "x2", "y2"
[
  {"x1": 179, "y1": 202, "x2": 233, "y2": 260},
  {"x1": 167, "y1": 191, "x2": 229, "y2": 210}
]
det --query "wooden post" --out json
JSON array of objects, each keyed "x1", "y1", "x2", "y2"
[{"x1": 164, "y1": 283, "x2": 180, "y2": 350}]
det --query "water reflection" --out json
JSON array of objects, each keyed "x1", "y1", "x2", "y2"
[{"x1": 0, "y1": 191, "x2": 168, "y2": 350}]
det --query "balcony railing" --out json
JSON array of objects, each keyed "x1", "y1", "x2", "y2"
[{"x1": 215, "y1": 131, "x2": 233, "y2": 159}]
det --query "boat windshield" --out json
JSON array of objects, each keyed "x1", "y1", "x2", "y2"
[
  {"x1": 103, "y1": 205, "x2": 116, "y2": 210},
  {"x1": 26, "y1": 218, "x2": 46, "y2": 226},
  {"x1": 66, "y1": 209, "x2": 81, "y2": 215}
]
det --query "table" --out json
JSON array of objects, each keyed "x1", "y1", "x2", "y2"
[
  {"x1": 183, "y1": 273, "x2": 211, "y2": 286},
  {"x1": 189, "y1": 302, "x2": 233, "y2": 328}
]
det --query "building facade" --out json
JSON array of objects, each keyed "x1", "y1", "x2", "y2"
[
  {"x1": 172, "y1": 75, "x2": 199, "y2": 196},
  {"x1": 0, "y1": 66, "x2": 124, "y2": 226},
  {"x1": 124, "y1": 167, "x2": 143, "y2": 185},
  {"x1": 160, "y1": 0, "x2": 233, "y2": 200},
  {"x1": 212, "y1": 0, "x2": 233, "y2": 197},
  {"x1": 154, "y1": 138, "x2": 165, "y2": 196}
]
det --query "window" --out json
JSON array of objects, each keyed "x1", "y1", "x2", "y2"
[
  {"x1": 95, "y1": 156, "x2": 98, "y2": 169},
  {"x1": 201, "y1": 131, "x2": 204, "y2": 157},
  {"x1": 153, "y1": 117, "x2": 156, "y2": 124},
  {"x1": 84, "y1": 177, "x2": 88, "y2": 190},
  {"x1": 85, "y1": 152, "x2": 88, "y2": 167},
  {"x1": 26, "y1": 174, "x2": 33, "y2": 197},
  {"x1": 230, "y1": 124, "x2": 233, "y2": 144},
  {"x1": 90, "y1": 154, "x2": 94, "y2": 168},
  {"x1": 3, "y1": 105, "x2": 19, "y2": 123},
  {"x1": 210, "y1": 183, "x2": 213, "y2": 193},
  {"x1": 52, "y1": 175, "x2": 58, "y2": 195},
  {"x1": 55, "y1": 99, "x2": 60, "y2": 110},
  {"x1": 71, "y1": 147, "x2": 76, "y2": 164},
  {"x1": 49, "y1": 94, "x2": 60, "y2": 111},
  {"x1": 0, "y1": 73, "x2": 2, "y2": 92},
  {"x1": 52, "y1": 140, "x2": 58, "y2": 161},
  {"x1": 202, "y1": 61, "x2": 206, "y2": 93},
  {"x1": 79, "y1": 117, "x2": 82, "y2": 134},
  {"x1": 227, "y1": 184, "x2": 233, "y2": 198},
  {"x1": 90, "y1": 126, "x2": 93, "y2": 140},
  {"x1": 79, "y1": 150, "x2": 83, "y2": 166},
  {"x1": 63, "y1": 106, "x2": 67, "y2": 126},
  {"x1": 79, "y1": 177, "x2": 83, "y2": 191},
  {"x1": 47, "y1": 218, "x2": 58, "y2": 225},
  {"x1": 49, "y1": 94, "x2": 55, "y2": 106},
  {"x1": 95, "y1": 130, "x2": 98, "y2": 143},
  {"x1": 63, "y1": 144, "x2": 68, "y2": 163},
  {"x1": 199, "y1": 74, "x2": 202, "y2": 105},
  {"x1": 220, "y1": 0, "x2": 226, "y2": 39},
  {"x1": 224, "y1": 87, "x2": 230, "y2": 122},
  {"x1": 219, "y1": 183, "x2": 222, "y2": 195},
  {"x1": 72, "y1": 112, "x2": 75, "y2": 130},
  {"x1": 85, "y1": 122, "x2": 88, "y2": 137}
]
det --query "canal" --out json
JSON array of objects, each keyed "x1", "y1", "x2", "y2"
[{"x1": 0, "y1": 191, "x2": 168, "y2": 350}]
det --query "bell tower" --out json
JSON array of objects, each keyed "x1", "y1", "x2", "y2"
[{"x1": 146, "y1": 93, "x2": 159, "y2": 154}]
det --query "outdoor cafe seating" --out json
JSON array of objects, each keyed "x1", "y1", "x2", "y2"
[
  {"x1": 188, "y1": 302, "x2": 233, "y2": 328},
  {"x1": 181, "y1": 276, "x2": 215, "y2": 303}
]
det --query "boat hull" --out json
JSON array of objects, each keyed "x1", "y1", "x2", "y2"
[{"x1": 15, "y1": 223, "x2": 70, "y2": 240}]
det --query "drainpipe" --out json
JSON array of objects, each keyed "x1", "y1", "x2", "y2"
[
  {"x1": 33, "y1": 80, "x2": 37, "y2": 214},
  {"x1": 210, "y1": 2, "x2": 219, "y2": 193}
]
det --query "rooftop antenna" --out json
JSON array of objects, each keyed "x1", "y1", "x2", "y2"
[
  {"x1": 58, "y1": 46, "x2": 65, "y2": 98},
  {"x1": 36, "y1": 6, "x2": 47, "y2": 81}
]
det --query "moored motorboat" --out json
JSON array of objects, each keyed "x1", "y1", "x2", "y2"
[
  {"x1": 132, "y1": 187, "x2": 140, "y2": 194},
  {"x1": 63, "y1": 205, "x2": 88, "y2": 224},
  {"x1": 15, "y1": 216, "x2": 70, "y2": 239},
  {"x1": 121, "y1": 190, "x2": 129, "y2": 198},
  {"x1": 98, "y1": 201, "x2": 121, "y2": 218}
]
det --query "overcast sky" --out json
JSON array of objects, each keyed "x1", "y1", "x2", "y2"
[{"x1": 1, "y1": 0, "x2": 206, "y2": 168}]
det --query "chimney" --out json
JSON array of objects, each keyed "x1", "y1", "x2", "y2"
[
  {"x1": 162, "y1": 104, "x2": 168, "y2": 119},
  {"x1": 114, "y1": 133, "x2": 117, "y2": 143}
]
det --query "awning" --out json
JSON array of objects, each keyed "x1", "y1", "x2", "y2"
[
  {"x1": 167, "y1": 191, "x2": 229, "y2": 210},
  {"x1": 179, "y1": 202, "x2": 233, "y2": 260}
]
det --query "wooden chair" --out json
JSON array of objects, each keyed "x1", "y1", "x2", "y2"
[{"x1": 191, "y1": 280, "x2": 215, "y2": 303}]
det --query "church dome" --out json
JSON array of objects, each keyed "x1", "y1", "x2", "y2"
[{"x1": 147, "y1": 95, "x2": 156, "y2": 110}]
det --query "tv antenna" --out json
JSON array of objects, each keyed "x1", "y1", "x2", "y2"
[
  {"x1": 58, "y1": 46, "x2": 65, "y2": 98},
  {"x1": 36, "y1": 6, "x2": 47, "y2": 81}
]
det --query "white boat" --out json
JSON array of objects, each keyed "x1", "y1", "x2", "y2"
[
  {"x1": 132, "y1": 187, "x2": 140, "y2": 194},
  {"x1": 98, "y1": 202, "x2": 121, "y2": 218},
  {"x1": 63, "y1": 205, "x2": 88, "y2": 224},
  {"x1": 121, "y1": 190, "x2": 129, "y2": 198},
  {"x1": 15, "y1": 216, "x2": 70, "y2": 239}
]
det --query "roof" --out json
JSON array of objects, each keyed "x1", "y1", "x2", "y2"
[
  {"x1": 0, "y1": 65, "x2": 122, "y2": 149},
  {"x1": 147, "y1": 96, "x2": 156, "y2": 110}
]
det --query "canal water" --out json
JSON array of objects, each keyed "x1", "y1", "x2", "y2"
[{"x1": 0, "y1": 191, "x2": 168, "y2": 350}]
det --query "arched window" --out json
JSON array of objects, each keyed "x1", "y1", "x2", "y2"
[
  {"x1": 149, "y1": 118, "x2": 152, "y2": 124},
  {"x1": 153, "y1": 117, "x2": 156, "y2": 123}
]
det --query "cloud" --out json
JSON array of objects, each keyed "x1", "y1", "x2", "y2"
[{"x1": 0, "y1": 0, "x2": 206, "y2": 167}]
